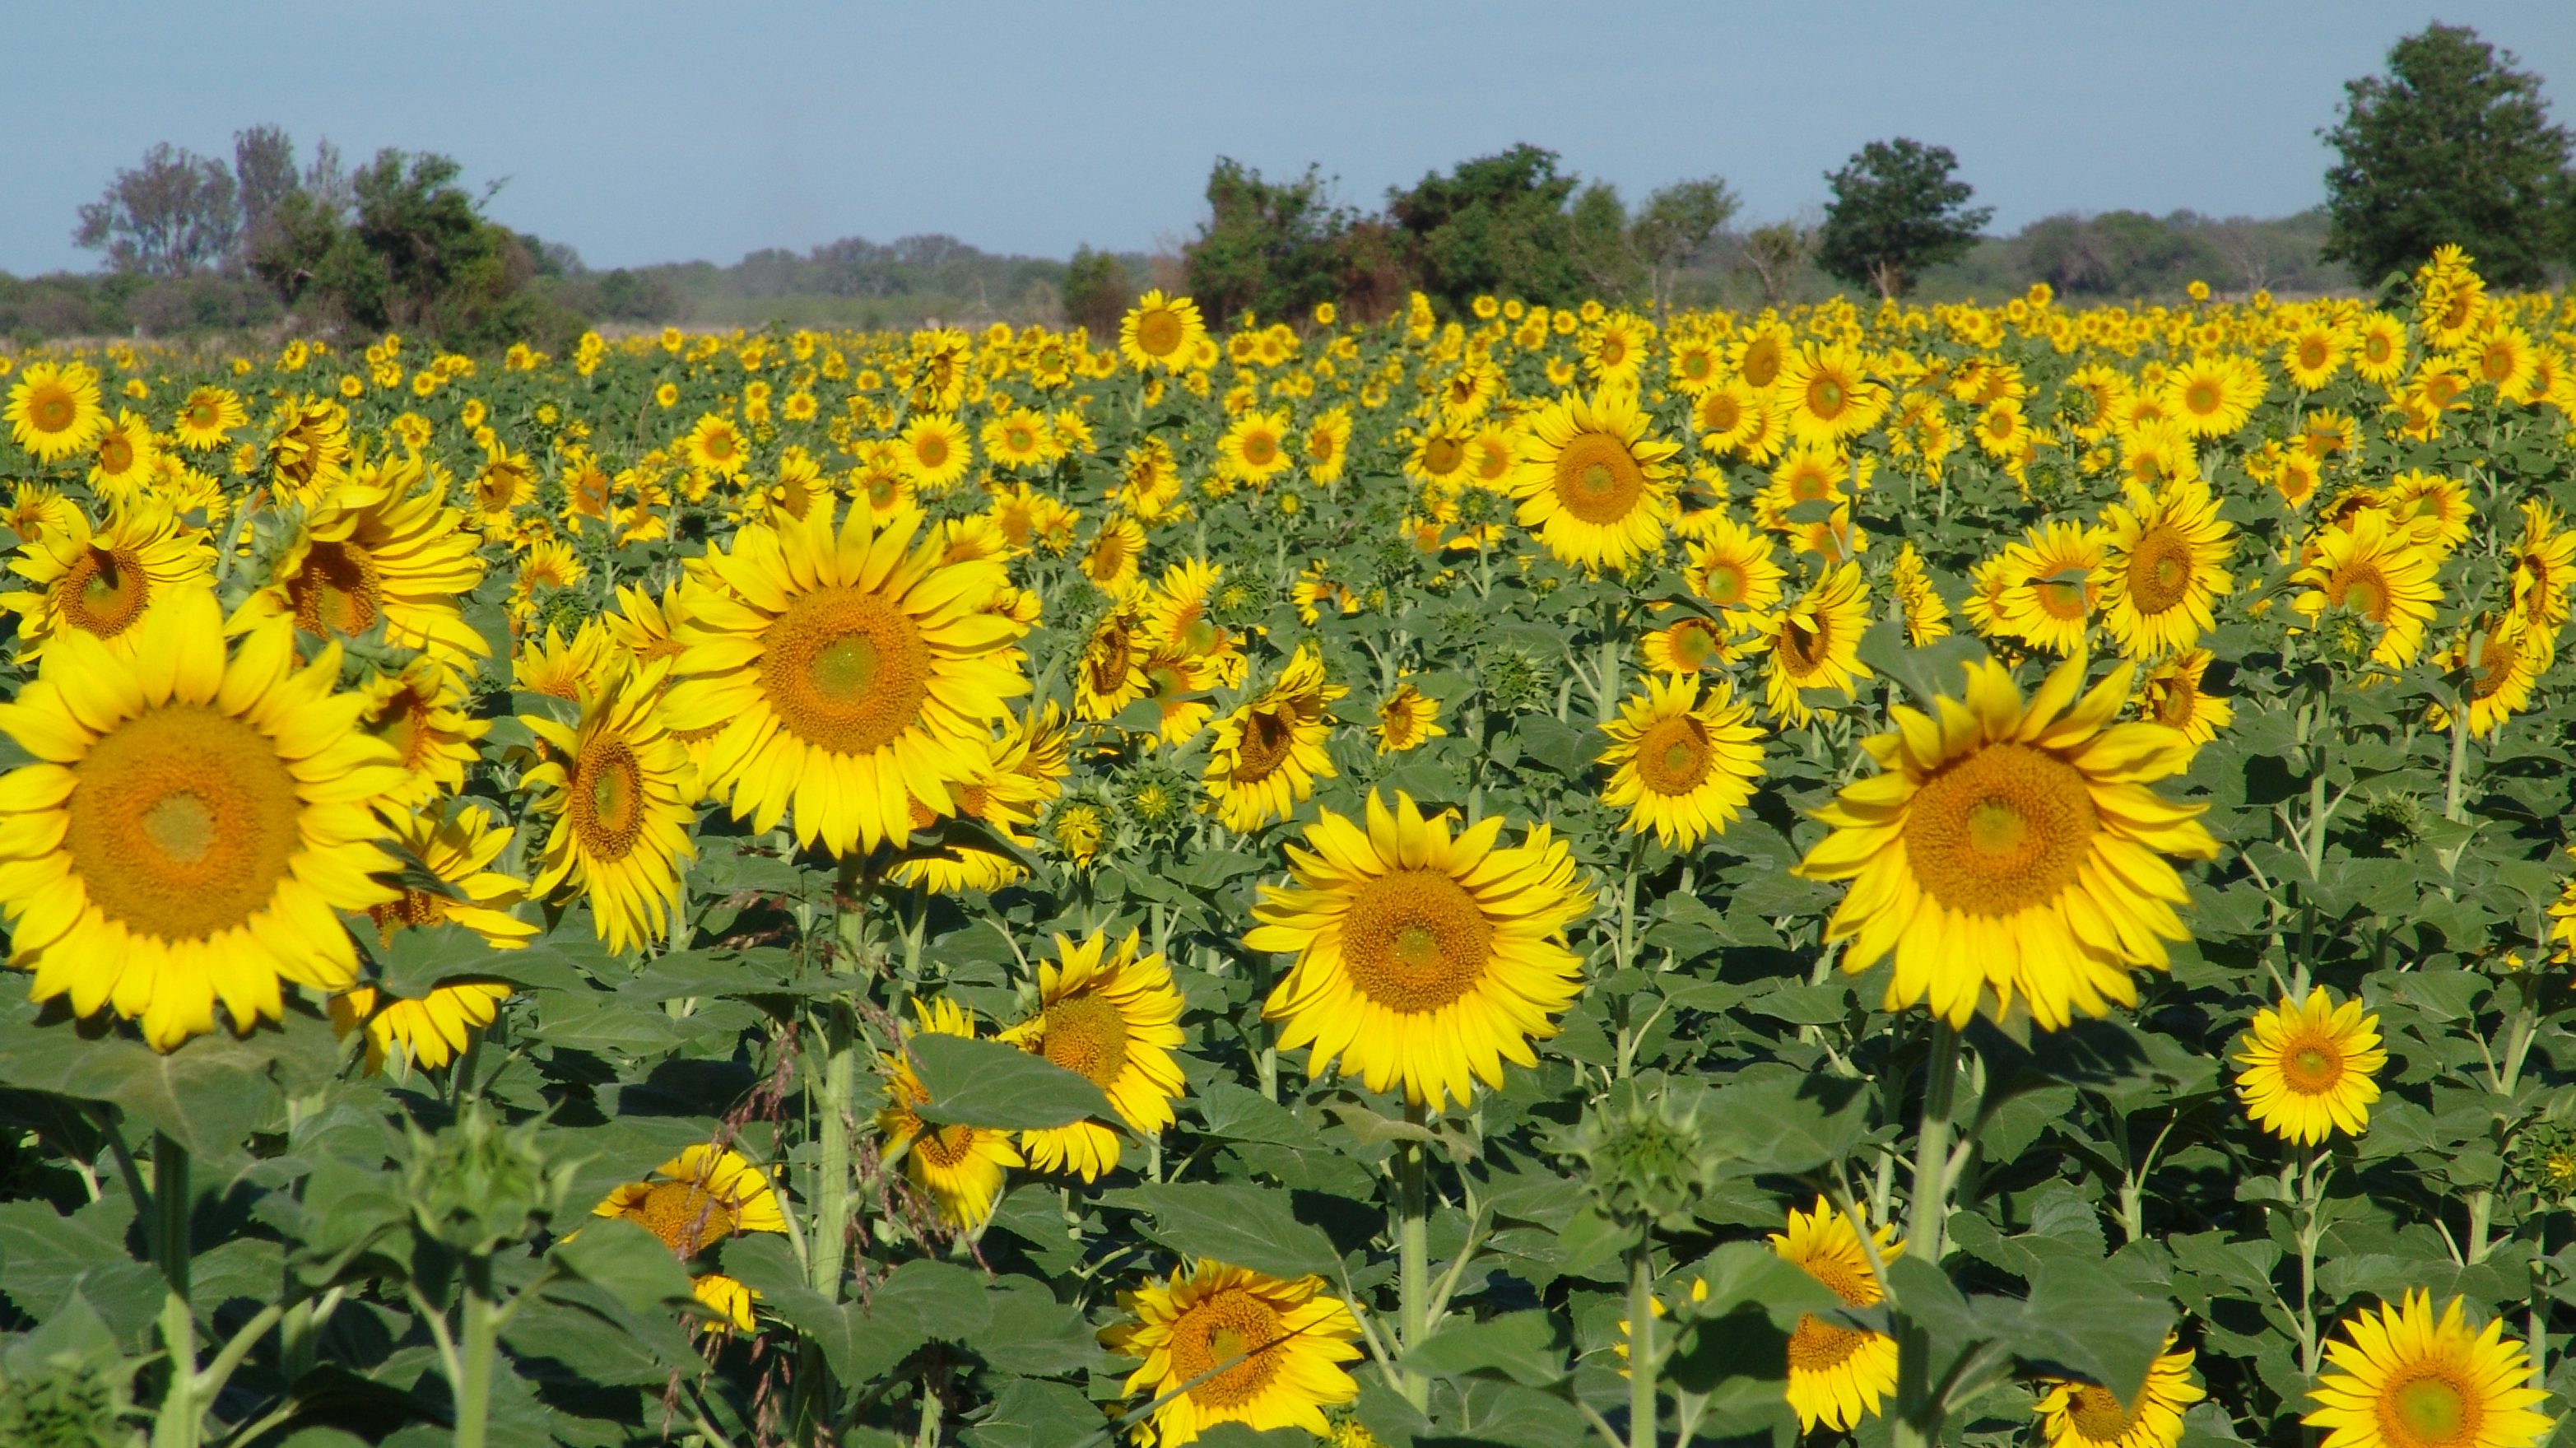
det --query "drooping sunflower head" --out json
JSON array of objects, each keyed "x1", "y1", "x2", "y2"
[{"x1": 876, "y1": 998, "x2": 1023, "y2": 1228}]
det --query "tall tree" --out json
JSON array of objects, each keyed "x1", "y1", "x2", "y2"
[
  {"x1": 1183, "y1": 159, "x2": 1355, "y2": 328},
  {"x1": 1387, "y1": 143, "x2": 1595, "y2": 313},
  {"x1": 2322, "y1": 22, "x2": 2574, "y2": 289},
  {"x1": 73, "y1": 143, "x2": 241, "y2": 277},
  {"x1": 232, "y1": 125, "x2": 300, "y2": 263},
  {"x1": 1628, "y1": 176, "x2": 1739, "y2": 317},
  {"x1": 1816, "y1": 138, "x2": 1993, "y2": 299}
]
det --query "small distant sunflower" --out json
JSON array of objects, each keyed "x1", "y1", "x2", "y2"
[
  {"x1": 2435, "y1": 612, "x2": 2549, "y2": 739},
  {"x1": 5, "y1": 360, "x2": 108, "y2": 463},
  {"x1": 2291, "y1": 509, "x2": 2442, "y2": 668},
  {"x1": 2234, "y1": 988, "x2": 2386, "y2": 1145},
  {"x1": 998, "y1": 929, "x2": 1188, "y2": 1181},
  {"x1": 2096, "y1": 482, "x2": 2232, "y2": 659},
  {"x1": 1510, "y1": 389, "x2": 1681, "y2": 572},
  {"x1": 1081, "y1": 514, "x2": 1148, "y2": 598},
  {"x1": 2137, "y1": 649, "x2": 2232, "y2": 743},
  {"x1": 2161, "y1": 355, "x2": 2262, "y2": 438},
  {"x1": 329, "y1": 980, "x2": 514, "y2": 1074},
  {"x1": 87, "y1": 409, "x2": 160, "y2": 492},
  {"x1": 1639, "y1": 614, "x2": 1742, "y2": 675},
  {"x1": 1102, "y1": 1259, "x2": 1362, "y2": 1448},
  {"x1": 897, "y1": 412, "x2": 974, "y2": 493},
  {"x1": 1247, "y1": 791, "x2": 1593, "y2": 1110},
  {"x1": 1772, "y1": 1195, "x2": 1903, "y2": 1435},
  {"x1": 1203, "y1": 648, "x2": 1345, "y2": 833},
  {"x1": 683, "y1": 414, "x2": 747, "y2": 479},
  {"x1": 1794, "y1": 654, "x2": 2220, "y2": 1029},
  {"x1": 2304, "y1": 1291, "x2": 2552, "y2": 1448},
  {"x1": 877, "y1": 997, "x2": 1023, "y2": 1228},
  {"x1": 1078, "y1": 608, "x2": 1149, "y2": 721},
  {"x1": 1597, "y1": 674, "x2": 1765, "y2": 849},
  {"x1": 2281, "y1": 324, "x2": 2347, "y2": 392},
  {"x1": 1779, "y1": 344, "x2": 1888, "y2": 448},
  {"x1": 1119, "y1": 291, "x2": 1209, "y2": 374},
  {"x1": 2032, "y1": 1334, "x2": 2206, "y2": 1448},
  {"x1": 1372, "y1": 681, "x2": 1444, "y2": 754},
  {"x1": 523, "y1": 664, "x2": 697, "y2": 953},
  {"x1": 1219, "y1": 409, "x2": 1292, "y2": 486},
  {"x1": 1757, "y1": 563, "x2": 1873, "y2": 726}
]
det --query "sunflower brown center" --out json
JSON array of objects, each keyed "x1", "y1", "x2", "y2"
[
  {"x1": 1807, "y1": 375, "x2": 1847, "y2": 417},
  {"x1": 571, "y1": 738, "x2": 644, "y2": 862},
  {"x1": 2037, "y1": 569, "x2": 2091, "y2": 622},
  {"x1": 1902, "y1": 743, "x2": 2099, "y2": 917},
  {"x1": 1230, "y1": 707, "x2": 1296, "y2": 784},
  {"x1": 2299, "y1": 339, "x2": 2330, "y2": 370},
  {"x1": 1700, "y1": 561, "x2": 1748, "y2": 607},
  {"x1": 1779, "y1": 612, "x2": 1829, "y2": 677},
  {"x1": 2281, "y1": 1035, "x2": 2346, "y2": 1096},
  {"x1": 66, "y1": 706, "x2": 300, "y2": 943},
  {"x1": 2382, "y1": 1367, "x2": 2476, "y2": 1448},
  {"x1": 1635, "y1": 715, "x2": 1712, "y2": 796},
  {"x1": 2473, "y1": 629, "x2": 2522, "y2": 698},
  {"x1": 289, "y1": 540, "x2": 383, "y2": 639},
  {"x1": 2329, "y1": 564, "x2": 2390, "y2": 622},
  {"x1": 2065, "y1": 1384, "x2": 2140, "y2": 1441},
  {"x1": 1421, "y1": 435, "x2": 1462, "y2": 476},
  {"x1": 622, "y1": 1179, "x2": 737, "y2": 1255},
  {"x1": 58, "y1": 545, "x2": 150, "y2": 637},
  {"x1": 1038, "y1": 994, "x2": 1130, "y2": 1088},
  {"x1": 2126, "y1": 523, "x2": 2194, "y2": 615},
  {"x1": 2185, "y1": 382, "x2": 2220, "y2": 415},
  {"x1": 98, "y1": 433, "x2": 135, "y2": 473},
  {"x1": 1787, "y1": 1315, "x2": 1870, "y2": 1373},
  {"x1": 757, "y1": 589, "x2": 933, "y2": 756},
  {"x1": 1242, "y1": 430, "x2": 1278, "y2": 467},
  {"x1": 1168, "y1": 1287, "x2": 1289, "y2": 1408},
  {"x1": 1743, "y1": 343, "x2": 1782, "y2": 389},
  {"x1": 1700, "y1": 395, "x2": 1742, "y2": 435},
  {"x1": 912, "y1": 1121, "x2": 981, "y2": 1169},
  {"x1": 32, "y1": 389, "x2": 77, "y2": 433},
  {"x1": 1136, "y1": 310, "x2": 1184, "y2": 358},
  {"x1": 916, "y1": 433, "x2": 950, "y2": 468},
  {"x1": 1553, "y1": 432, "x2": 1645, "y2": 524},
  {"x1": 1342, "y1": 868, "x2": 1492, "y2": 1014},
  {"x1": 1668, "y1": 619, "x2": 1720, "y2": 668}
]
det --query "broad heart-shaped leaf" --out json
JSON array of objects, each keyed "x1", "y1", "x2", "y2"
[
  {"x1": 1402, "y1": 1309, "x2": 1569, "y2": 1387},
  {"x1": 548, "y1": 1218, "x2": 699, "y2": 1319},
  {"x1": 1857, "y1": 621, "x2": 1992, "y2": 711},
  {"x1": 1702, "y1": 1070, "x2": 1873, "y2": 1175},
  {"x1": 909, "y1": 1032, "x2": 1114, "y2": 1130},
  {"x1": 0, "y1": 992, "x2": 337, "y2": 1164},
  {"x1": 2011, "y1": 1255, "x2": 2174, "y2": 1403},
  {"x1": 1095, "y1": 1182, "x2": 1340, "y2": 1282},
  {"x1": 1686, "y1": 1240, "x2": 1840, "y2": 1328},
  {"x1": 960, "y1": 1375, "x2": 1105, "y2": 1448},
  {"x1": 369, "y1": 920, "x2": 522, "y2": 999}
]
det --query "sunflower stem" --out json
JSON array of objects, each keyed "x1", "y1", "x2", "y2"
[
  {"x1": 1907, "y1": 1022, "x2": 1960, "y2": 1260},
  {"x1": 1626, "y1": 1238, "x2": 1658, "y2": 1448},
  {"x1": 452, "y1": 1255, "x2": 500, "y2": 1448},
  {"x1": 150, "y1": 1134, "x2": 198, "y2": 1448},
  {"x1": 1397, "y1": 1098, "x2": 1432, "y2": 1413}
]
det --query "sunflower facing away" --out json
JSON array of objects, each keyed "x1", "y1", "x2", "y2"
[
  {"x1": 1509, "y1": 389, "x2": 1681, "y2": 572},
  {"x1": 1203, "y1": 647, "x2": 1345, "y2": 833},
  {"x1": 877, "y1": 997, "x2": 1024, "y2": 1228},
  {"x1": 1102, "y1": 1259, "x2": 1362, "y2": 1448},
  {"x1": 2304, "y1": 1291, "x2": 2552, "y2": 1448},
  {"x1": 1, "y1": 495, "x2": 214, "y2": 662},
  {"x1": 1793, "y1": 654, "x2": 2220, "y2": 1030},
  {"x1": 1597, "y1": 674, "x2": 1765, "y2": 849},
  {"x1": 0, "y1": 586, "x2": 406, "y2": 1050},
  {"x1": 664, "y1": 500, "x2": 1029, "y2": 857},
  {"x1": 1772, "y1": 1195, "x2": 1903, "y2": 1435},
  {"x1": 2032, "y1": 1334, "x2": 2206, "y2": 1448},
  {"x1": 2234, "y1": 987, "x2": 2386, "y2": 1146},
  {"x1": 1247, "y1": 790, "x2": 1593, "y2": 1110},
  {"x1": 998, "y1": 929, "x2": 1188, "y2": 1181},
  {"x1": 523, "y1": 663, "x2": 697, "y2": 953}
]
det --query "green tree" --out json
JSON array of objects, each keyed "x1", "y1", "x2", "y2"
[
  {"x1": 1182, "y1": 159, "x2": 1354, "y2": 328},
  {"x1": 1816, "y1": 138, "x2": 1993, "y2": 298},
  {"x1": 2322, "y1": 22, "x2": 2574, "y2": 288},
  {"x1": 73, "y1": 143, "x2": 240, "y2": 278},
  {"x1": 1628, "y1": 176, "x2": 1739, "y2": 316},
  {"x1": 1386, "y1": 143, "x2": 1598, "y2": 313},
  {"x1": 1060, "y1": 244, "x2": 1134, "y2": 339}
]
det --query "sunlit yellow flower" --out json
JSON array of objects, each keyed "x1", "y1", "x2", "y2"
[{"x1": 2234, "y1": 987, "x2": 2386, "y2": 1145}]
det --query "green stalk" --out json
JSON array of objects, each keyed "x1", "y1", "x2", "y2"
[
  {"x1": 1908, "y1": 1022, "x2": 1960, "y2": 1259},
  {"x1": 1626, "y1": 1240, "x2": 1658, "y2": 1448},
  {"x1": 149, "y1": 1135, "x2": 197, "y2": 1448},
  {"x1": 453, "y1": 1256, "x2": 498, "y2": 1448},
  {"x1": 1397, "y1": 1099, "x2": 1431, "y2": 1412}
]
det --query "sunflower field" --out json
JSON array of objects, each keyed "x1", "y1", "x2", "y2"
[{"x1": 1, "y1": 249, "x2": 2574, "y2": 1448}]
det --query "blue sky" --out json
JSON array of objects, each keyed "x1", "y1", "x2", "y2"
[{"x1": 7, "y1": 2, "x2": 2574, "y2": 276}]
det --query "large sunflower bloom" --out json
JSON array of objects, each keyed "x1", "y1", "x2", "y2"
[
  {"x1": 2234, "y1": 987, "x2": 2386, "y2": 1146},
  {"x1": 1779, "y1": 343, "x2": 1889, "y2": 449},
  {"x1": 1509, "y1": 389, "x2": 1681, "y2": 572},
  {"x1": 0, "y1": 587, "x2": 405, "y2": 1050},
  {"x1": 1772, "y1": 1195, "x2": 1903, "y2": 1435},
  {"x1": 998, "y1": 929, "x2": 1188, "y2": 1180},
  {"x1": 1757, "y1": 563, "x2": 1874, "y2": 725},
  {"x1": 2033, "y1": 1334, "x2": 2206, "y2": 1448},
  {"x1": 1102, "y1": 1259, "x2": 1361, "y2": 1448},
  {"x1": 1246, "y1": 791, "x2": 1593, "y2": 1110},
  {"x1": 5, "y1": 361, "x2": 108, "y2": 463},
  {"x1": 1597, "y1": 674, "x2": 1765, "y2": 849},
  {"x1": 2291, "y1": 509, "x2": 2442, "y2": 668},
  {"x1": 1998, "y1": 521, "x2": 2106, "y2": 657},
  {"x1": 877, "y1": 998, "x2": 1023, "y2": 1228},
  {"x1": 2304, "y1": 1291, "x2": 2552, "y2": 1448},
  {"x1": 523, "y1": 664, "x2": 697, "y2": 953},
  {"x1": 1, "y1": 495, "x2": 214, "y2": 663},
  {"x1": 664, "y1": 500, "x2": 1029, "y2": 857},
  {"x1": 2097, "y1": 481, "x2": 2232, "y2": 659},
  {"x1": 244, "y1": 451, "x2": 491, "y2": 669},
  {"x1": 1203, "y1": 648, "x2": 1344, "y2": 834},
  {"x1": 1793, "y1": 654, "x2": 2220, "y2": 1030}
]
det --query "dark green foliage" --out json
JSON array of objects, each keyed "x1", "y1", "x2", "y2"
[
  {"x1": 1059, "y1": 244, "x2": 1133, "y2": 340},
  {"x1": 1816, "y1": 137, "x2": 1995, "y2": 298},
  {"x1": 2323, "y1": 22, "x2": 2576, "y2": 288},
  {"x1": 1183, "y1": 159, "x2": 1359, "y2": 328},
  {"x1": 72, "y1": 143, "x2": 240, "y2": 279},
  {"x1": 1386, "y1": 143, "x2": 1622, "y2": 314}
]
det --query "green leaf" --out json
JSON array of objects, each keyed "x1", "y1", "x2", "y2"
[
  {"x1": 549, "y1": 1218, "x2": 699, "y2": 1318},
  {"x1": 1096, "y1": 1182, "x2": 1341, "y2": 1281},
  {"x1": 370, "y1": 921, "x2": 518, "y2": 999},
  {"x1": 2015, "y1": 1255, "x2": 2174, "y2": 1403},
  {"x1": 1402, "y1": 1309, "x2": 1569, "y2": 1387},
  {"x1": 909, "y1": 1033, "x2": 1114, "y2": 1130},
  {"x1": 962, "y1": 1376, "x2": 1105, "y2": 1448}
]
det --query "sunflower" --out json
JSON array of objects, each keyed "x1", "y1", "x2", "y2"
[
  {"x1": 88, "y1": 409, "x2": 160, "y2": 494},
  {"x1": 2304, "y1": 1291, "x2": 2552, "y2": 1448},
  {"x1": 663, "y1": 501, "x2": 1029, "y2": 857},
  {"x1": 1771, "y1": 1195, "x2": 1903, "y2": 1435},
  {"x1": 2434, "y1": 612, "x2": 2550, "y2": 739},
  {"x1": 876, "y1": 997, "x2": 1023, "y2": 1228},
  {"x1": 1509, "y1": 389, "x2": 1681, "y2": 572},
  {"x1": 513, "y1": 620, "x2": 621, "y2": 704},
  {"x1": 2282, "y1": 324, "x2": 2347, "y2": 392},
  {"x1": 1081, "y1": 514, "x2": 1148, "y2": 598},
  {"x1": 1779, "y1": 344, "x2": 1887, "y2": 448},
  {"x1": 2097, "y1": 481, "x2": 2232, "y2": 658},
  {"x1": 998, "y1": 929, "x2": 1188, "y2": 1181},
  {"x1": 1372, "y1": 681, "x2": 1444, "y2": 754},
  {"x1": 1300, "y1": 408, "x2": 1352, "y2": 486},
  {"x1": 2291, "y1": 510, "x2": 2442, "y2": 668},
  {"x1": 2383, "y1": 470, "x2": 2472, "y2": 556},
  {"x1": 2161, "y1": 356, "x2": 2262, "y2": 438},
  {"x1": 1247, "y1": 790, "x2": 1593, "y2": 1110},
  {"x1": 1, "y1": 495, "x2": 214, "y2": 662},
  {"x1": 2508, "y1": 500, "x2": 2576, "y2": 631},
  {"x1": 1078, "y1": 608, "x2": 1149, "y2": 721},
  {"x1": 897, "y1": 412, "x2": 974, "y2": 493},
  {"x1": 1639, "y1": 614, "x2": 1743, "y2": 676},
  {"x1": 370, "y1": 800, "x2": 537, "y2": 952},
  {"x1": 1220, "y1": 409, "x2": 1293, "y2": 487},
  {"x1": 892, "y1": 709, "x2": 1058, "y2": 895},
  {"x1": 1119, "y1": 290, "x2": 1209, "y2": 374},
  {"x1": 1597, "y1": 675, "x2": 1765, "y2": 849},
  {"x1": 1793, "y1": 654, "x2": 2220, "y2": 1030},
  {"x1": 0, "y1": 587, "x2": 405, "y2": 1050},
  {"x1": 592, "y1": 1144, "x2": 789, "y2": 1259},
  {"x1": 1103, "y1": 1259, "x2": 1362, "y2": 1448},
  {"x1": 981, "y1": 407, "x2": 1055, "y2": 470},
  {"x1": 2351, "y1": 312, "x2": 2409, "y2": 385},
  {"x1": 247, "y1": 452, "x2": 491, "y2": 669},
  {"x1": 1730, "y1": 322, "x2": 1793, "y2": 391},
  {"x1": 523, "y1": 663, "x2": 697, "y2": 952},
  {"x1": 1999, "y1": 521, "x2": 2106, "y2": 657},
  {"x1": 1693, "y1": 377, "x2": 1766, "y2": 455},
  {"x1": 2032, "y1": 1335, "x2": 2206, "y2": 1448},
  {"x1": 2137, "y1": 649, "x2": 2233, "y2": 743},
  {"x1": 691, "y1": 1273, "x2": 759, "y2": 1335},
  {"x1": 1890, "y1": 542, "x2": 1952, "y2": 647},
  {"x1": 1403, "y1": 426, "x2": 1471, "y2": 487},
  {"x1": 329, "y1": 980, "x2": 514, "y2": 1074},
  {"x1": 5, "y1": 360, "x2": 108, "y2": 463},
  {"x1": 1684, "y1": 514, "x2": 1785, "y2": 620},
  {"x1": 1144, "y1": 557, "x2": 1245, "y2": 686},
  {"x1": 1203, "y1": 648, "x2": 1344, "y2": 833},
  {"x1": 682, "y1": 414, "x2": 748, "y2": 480},
  {"x1": 2234, "y1": 987, "x2": 2387, "y2": 1145},
  {"x1": 1757, "y1": 563, "x2": 1873, "y2": 726}
]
